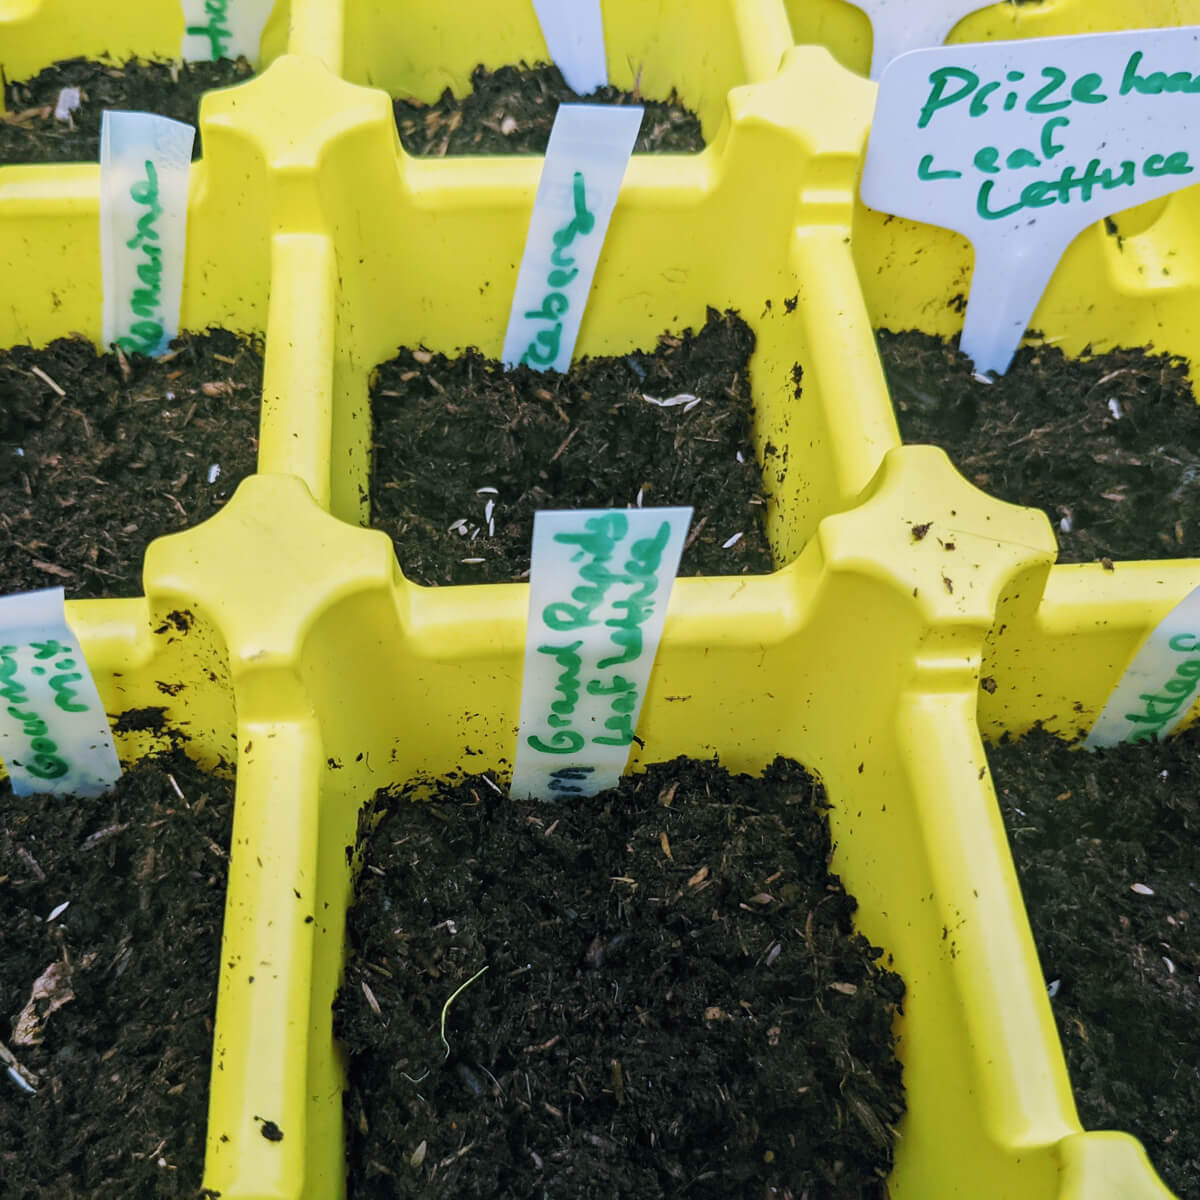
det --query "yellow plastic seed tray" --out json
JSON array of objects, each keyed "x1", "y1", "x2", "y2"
[
  {"x1": 834, "y1": 0, "x2": 1200, "y2": 384},
  {"x1": 0, "y1": 1, "x2": 1192, "y2": 1196},
  {"x1": 786, "y1": 0, "x2": 1200, "y2": 82}
]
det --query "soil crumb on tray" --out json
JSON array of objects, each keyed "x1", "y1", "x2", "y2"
[
  {"x1": 0, "y1": 750, "x2": 234, "y2": 1199},
  {"x1": 879, "y1": 329, "x2": 1200, "y2": 564},
  {"x1": 0, "y1": 329, "x2": 262, "y2": 599},
  {"x1": 988, "y1": 726, "x2": 1200, "y2": 1196},
  {"x1": 393, "y1": 63, "x2": 705, "y2": 156},
  {"x1": 0, "y1": 57, "x2": 254, "y2": 165},
  {"x1": 336, "y1": 757, "x2": 906, "y2": 1200},
  {"x1": 370, "y1": 308, "x2": 772, "y2": 585}
]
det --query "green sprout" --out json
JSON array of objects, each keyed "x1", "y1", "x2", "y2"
[{"x1": 401, "y1": 964, "x2": 489, "y2": 1084}]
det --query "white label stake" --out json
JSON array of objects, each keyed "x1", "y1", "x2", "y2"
[
  {"x1": 512, "y1": 507, "x2": 692, "y2": 801},
  {"x1": 847, "y1": 0, "x2": 1002, "y2": 80},
  {"x1": 861, "y1": 28, "x2": 1200, "y2": 375},
  {"x1": 0, "y1": 589, "x2": 122, "y2": 798},
  {"x1": 180, "y1": 0, "x2": 276, "y2": 62},
  {"x1": 531, "y1": 0, "x2": 608, "y2": 95},
  {"x1": 502, "y1": 104, "x2": 642, "y2": 374},
  {"x1": 100, "y1": 111, "x2": 194, "y2": 358},
  {"x1": 1086, "y1": 585, "x2": 1200, "y2": 748}
]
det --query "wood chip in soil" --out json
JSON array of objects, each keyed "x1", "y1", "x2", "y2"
[
  {"x1": 0, "y1": 750, "x2": 234, "y2": 1199},
  {"x1": 370, "y1": 308, "x2": 772, "y2": 585},
  {"x1": 1, "y1": 330, "x2": 262, "y2": 599},
  {"x1": 336, "y1": 756, "x2": 906, "y2": 1199},
  {"x1": 393, "y1": 63, "x2": 704, "y2": 156},
  {"x1": 879, "y1": 329, "x2": 1200, "y2": 563},
  {"x1": 0, "y1": 57, "x2": 254, "y2": 164},
  {"x1": 988, "y1": 726, "x2": 1200, "y2": 1197}
]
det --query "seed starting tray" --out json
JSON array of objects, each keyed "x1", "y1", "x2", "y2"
[{"x1": 2, "y1": 1, "x2": 1198, "y2": 1197}]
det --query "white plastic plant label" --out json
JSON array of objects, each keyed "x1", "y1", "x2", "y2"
[
  {"x1": 180, "y1": 0, "x2": 275, "y2": 62},
  {"x1": 511, "y1": 507, "x2": 692, "y2": 801},
  {"x1": 100, "y1": 111, "x2": 194, "y2": 358},
  {"x1": 531, "y1": 0, "x2": 608, "y2": 95},
  {"x1": 0, "y1": 589, "x2": 122, "y2": 798},
  {"x1": 1086, "y1": 584, "x2": 1200, "y2": 748},
  {"x1": 861, "y1": 27, "x2": 1200, "y2": 376},
  {"x1": 501, "y1": 104, "x2": 642, "y2": 374},
  {"x1": 847, "y1": 0, "x2": 1000, "y2": 80}
]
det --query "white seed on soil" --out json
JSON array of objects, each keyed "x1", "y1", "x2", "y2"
[
  {"x1": 972, "y1": 371, "x2": 994, "y2": 385},
  {"x1": 1163, "y1": 957, "x2": 1176, "y2": 974},
  {"x1": 47, "y1": 901, "x2": 69, "y2": 922},
  {"x1": 736, "y1": 451, "x2": 745, "y2": 463},
  {"x1": 54, "y1": 87, "x2": 81, "y2": 123},
  {"x1": 1108, "y1": 397, "x2": 1123, "y2": 420},
  {"x1": 461, "y1": 557, "x2": 485, "y2": 564},
  {"x1": 636, "y1": 487, "x2": 644, "y2": 508},
  {"x1": 207, "y1": 464, "x2": 221, "y2": 484},
  {"x1": 1046, "y1": 979, "x2": 1061, "y2": 998},
  {"x1": 722, "y1": 532, "x2": 744, "y2": 549},
  {"x1": 488, "y1": 519, "x2": 495, "y2": 537},
  {"x1": 476, "y1": 486, "x2": 498, "y2": 495},
  {"x1": 1059, "y1": 516, "x2": 1073, "y2": 533},
  {"x1": 448, "y1": 518, "x2": 468, "y2": 534},
  {"x1": 484, "y1": 500, "x2": 495, "y2": 524},
  {"x1": 642, "y1": 392, "x2": 699, "y2": 407},
  {"x1": 1131, "y1": 882, "x2": 1155, "y2": 895}
]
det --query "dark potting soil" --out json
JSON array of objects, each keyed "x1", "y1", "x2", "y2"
[
  {"x1": 370, "y1": 308, "x2": 772, "y2": 586},
  {"x1": 987, "y1": 727, "x2": 1200, "y2": 1196},
  {"x1": 393, "y1": 63, "x2": 705, "y2": 156},
  {"x1": 0, "y1": 57, "x2": 254, "y2": 165},
  {"x1": 879, "y1": 329, "x2": 1200, "y2": 564},
  {"x1": 0, "y1": 749, "x2": 234, "y2": 1199},
  {"x1": 0, "y1": 330, "x2": 262, "y2": 599},
  {"x1": 336, "y1": 757, "x2": 906, "y2": 1199}
]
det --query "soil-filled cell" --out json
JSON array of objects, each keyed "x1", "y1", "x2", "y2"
[
  {"x1": 988, "y1": 726, "x2": 1200, "y2": 1198},
  {"x1": 392, "y1": 63, "x2": 704, "y2": 157},
  {"x1": 0, "y1": 57, "x2": 254, "y2": 164},
  {"x1": 369, "y1": 309, "x2": 772, "y2": 585},
  {"x1": 880, "y1": 330, "x2": 1200, "y2": 564},
  {"x1": 336, "y1": 757, "x2": 905, "y2": 1199},
  {"x1": 0, "y1": 749, "x2": 233, "y2": 1199},
  {"x1": 0, "y1": 330, "x2": 262, "y2": 599}
]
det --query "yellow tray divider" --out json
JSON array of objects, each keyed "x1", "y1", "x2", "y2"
[
  {"x1": 785, "y1": 0, "x2": 1200, "y2": 82},
  {"x1": 1, "y1": 6, "x2": 1193, "y2": 1196}
]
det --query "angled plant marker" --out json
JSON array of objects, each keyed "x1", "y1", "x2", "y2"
[
  {"x1": 861, "y1": 27, "x2": 1200, "y2": 375},
  {"x1": 511, "y1": 507, "x2": 692, "y2": 801},
  {"x1": 100, "y1": 111, "x2": 194, "y2": 358},
  {"x1": 1086, "y1": 585, "x2": 1200, "y2": 748},
  {"x1": 848, "y1": 0, "x2": 1006, "y2": 80},
  {"x1": 531, "y1": 0, "x2": 608, "y2": 95},
  {"x1": 502, "y1": 103, "x2": 642, "y2": 374},
  {"x1": 0, "y1": 589, "x2": 122, "y2": 798},
  {"x1": 180, "y1": 0, "x2": 275, "y2": 62}
]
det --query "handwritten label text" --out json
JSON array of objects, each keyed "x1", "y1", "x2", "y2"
[
  {"x1": 501, "y1": 104, "x2": 642, "y2": 374},
  {"x1": 861, "y1": 27, "x2": 1200, "y2": 374},
  {"x1": 0, "y1": 589, "x2": 122, "y2": 797},
  {"x1": 511, "y1": 507, "x2": 691, "y2": 800}
]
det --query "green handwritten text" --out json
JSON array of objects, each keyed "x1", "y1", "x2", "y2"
[
  {"x1": 0, "y1": 644, "x2": 73, "y2": 780},
  {"x1": 520, "y1": 171, "x2": 594, "y2": 368},
  {"x1": 186, "y1": 0, "x2": 233, "y2": 60},
  {"x1": 116, "y1": 159, "x2": 166, "y2": 356},
  {"x1": 1122, "y1": 632, "x2": 1200, "y2": 742}
]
